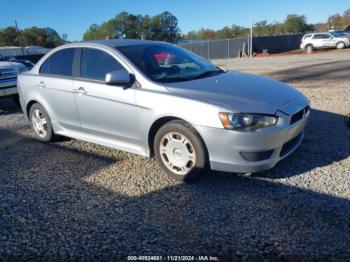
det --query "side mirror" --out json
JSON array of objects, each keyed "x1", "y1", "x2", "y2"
[{"x1": 105, "y1": 69, "x2": 133, "y2": 86}]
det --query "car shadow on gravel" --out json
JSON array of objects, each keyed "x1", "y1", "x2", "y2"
[
  {"x1": 0, "y1": 97, "x2": 21, "y2": 116},
  {"x1": 1, "y1": 110, "x2": 350, "y2": 260},
  {"x1": 269, "y1": 60, "x2": 350, "y2": 82},
  {"x1": 251, "y1": 108, "x2": 350, "y2": 179},
  {"x1": 127, "y1": 173, "x2": 350, "y2": 259}
]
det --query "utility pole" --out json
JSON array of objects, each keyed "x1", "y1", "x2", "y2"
[
  {"x1": 250, "y1": 19, "x2": 253, "y2": 57},
  {"x1": 14, "y1": 20, "x2": 25, "y2": 55}
]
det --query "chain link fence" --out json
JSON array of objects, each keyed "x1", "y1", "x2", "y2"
[{"x1": 178, "y1": 34, "x2": 304, "y2": 60}]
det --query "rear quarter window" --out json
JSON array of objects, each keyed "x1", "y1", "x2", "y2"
[
  {"x1": 303, "y1": 35, "x2": 312, "y2": 40},
  {"x1": 39, "y1": 58, "x2": 50, "y2": 74},
  {"x1": 41, "y1": 48, "x2": 75, "y2": 77}
]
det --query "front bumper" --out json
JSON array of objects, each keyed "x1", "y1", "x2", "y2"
[
  {"x1": 0, "y1": 79, "x2": 18, "y2": 97},
  {"x1": 196, "y1": 109, "x2": 310, "y2": 173}
]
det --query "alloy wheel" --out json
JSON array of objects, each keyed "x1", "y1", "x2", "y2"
[
  {"x1": 337, "y1": 42, "x2": 345, "y2": 49},
  {"x1": 31, "y1": 109, "x2": 48, "y2": 138}
]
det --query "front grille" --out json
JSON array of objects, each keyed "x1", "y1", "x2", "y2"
[
  {"x1": 240, "y1": 149, "x2": 274, "y2": 162},
  {"x1": 290, "y1": 106, "x2": 310, "y2": 125},
  {"x1": 280, "y1": 133, "x2": 302, "y2": 157}
]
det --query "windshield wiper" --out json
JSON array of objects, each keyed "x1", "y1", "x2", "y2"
[
  {"x1": 157, "y1": 77, "x2": 192, "y2": 83},
  {"x1": 192, "y1": 69, "x2": 224, "y2": 80}
]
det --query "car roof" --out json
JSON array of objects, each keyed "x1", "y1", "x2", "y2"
[{"x1": 67, "y1": 39, "x2": 168, "y2": 48}]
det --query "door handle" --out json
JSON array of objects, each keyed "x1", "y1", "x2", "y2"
[
  {"x1": 74, "y1": 87, "x2": 87, "y2": 95},
  {"x1": 38, "y1": 81, "x2": 46, "y2": 88}
]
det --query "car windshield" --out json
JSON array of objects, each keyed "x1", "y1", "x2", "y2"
[
  {"x1": 116, "y1": 43, "x2": 224, "y2": 83},
  {"x1": 330, "y1": 32, "x2": 346, "y2": 37}
]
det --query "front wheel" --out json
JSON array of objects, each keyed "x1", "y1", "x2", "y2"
[
  {"x1": 336, "y1": 42, "x2": 346, "y2": 49},
  {"x1": 154, "y1": 120, "x2": 208, "y2": 182}
]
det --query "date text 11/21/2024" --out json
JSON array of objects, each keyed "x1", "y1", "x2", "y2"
[{"x1": 127, "y1": 255, "x2": 219, "y2": 261}]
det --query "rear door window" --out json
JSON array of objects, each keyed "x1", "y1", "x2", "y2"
[
  {"x1": 313, "y1": 34, "x2": 331, "y2": 39},
  {"x1": 80, "y1": 48, "x2": 123, "y2": 81},
  {"x1": 320, "y1": 34, "x2": 331, "y2": 39}
]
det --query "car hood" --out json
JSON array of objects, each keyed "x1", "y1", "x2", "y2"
[
  {"x1": 164, "y1": 71, "x2": 304, "y2": 114},
  {"x1": 0, "y1": 61, "x2": 25, "y2": 72}
]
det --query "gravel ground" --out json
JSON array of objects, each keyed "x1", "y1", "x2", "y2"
[{"x1": 1, "y1": 50, "x2": 350, "y2": 261}]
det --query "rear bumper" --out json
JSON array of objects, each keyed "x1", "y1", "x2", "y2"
[{"x1": 195, "y1": 110, "x2": 309, "y2": 173}]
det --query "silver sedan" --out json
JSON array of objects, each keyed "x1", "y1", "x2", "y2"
[{"x1": 17, "y1": 40, "x2": 310, "y2": 181}]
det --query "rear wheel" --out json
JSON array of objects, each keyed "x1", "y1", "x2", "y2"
[
  {"x1": 305, "y1": 44, "x2": 314, "y2": 53},
  {"x1": 336, "y1": 42, "x2": 346, "y2": 49},
  {"x1": 29, "y1": 103, "x2": 55, "y2": 142},
  {"x1": 154, "y1": 120, "x2": 208, "y2": 182}
]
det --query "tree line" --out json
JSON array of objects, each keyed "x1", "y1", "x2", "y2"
[
  {"x1": 0, "y1": 27, "x2": 64, "y2": 48},
  {"x1": 185, "y1": 13, "x2": 348, "y2": 40},
  {"x1": 0, "y1": 9, "x2": 349, "y2": 47}
]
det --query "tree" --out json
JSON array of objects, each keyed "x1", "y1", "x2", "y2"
[
  {"x1": 83, "y1": 24, "x2": 100, "y2": 40},
  {"x1": 0, "y1": 27, "x2": 19, "y2": 46},
  {"x1": 327, "y1": 9, "x2": 350, "y2": 30},
  {"x1": 43, "y1": 27, "x2": 64, "y2": 47},
  {"x1": 254, "y1": 21, "x2": 272, "y2": 36},
  {"x1": 283, "y1": 15, "x2": 313, "y2": 33},
  {"x1": 22, "y1": 27, "x2": 45, "y2": 46},
  {"x1": 21, "y1": 27, "x2": 63, "y2": 47},
  {"x1": 154, "y1": 11, "x2": 180, "y2": 42},
  {"x1": 270, "y1": 22, "x2": 285, "y2": 35},
  {"x1": 328, "y1": 14, "x2": 344, "y2": 30},
  {"x1": 83, "y1": 11, "x2": 181, "y2": 42},
  {"x1": 313, "y1": 23, "x2": 328, "y2": 32}
]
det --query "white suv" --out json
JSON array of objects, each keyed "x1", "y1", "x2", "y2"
[
  {"x1": 300, "y1": 32, "x2": 350, "y2": 52},
  {"x1": 0, "y1": 61, "x2": 27, "y2": 102}
]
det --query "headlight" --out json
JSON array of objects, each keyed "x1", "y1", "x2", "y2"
[{"x1": 219, "y1": 112, "x2": 278, "y2": 131}]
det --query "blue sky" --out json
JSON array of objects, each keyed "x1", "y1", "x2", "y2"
[{"x1": 1, "y1": 0, "x2": 349, "y2": 41}]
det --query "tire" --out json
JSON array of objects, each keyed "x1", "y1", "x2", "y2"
[
  {"x1": 12, "y1": 95, "x2": 20, "y2": 107},
  {"x1": 336, "y1": 42, "x2": 346, "y2": 49},
  {"x1": 305, "y1": 44, "x2": 314, "y2": 53},
  {"x1": 154, "y1": 120, "x2": 208, "y2": 182},
  {"x1": 29, "y1": 103, "x2": 55, "y2": 142}
]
